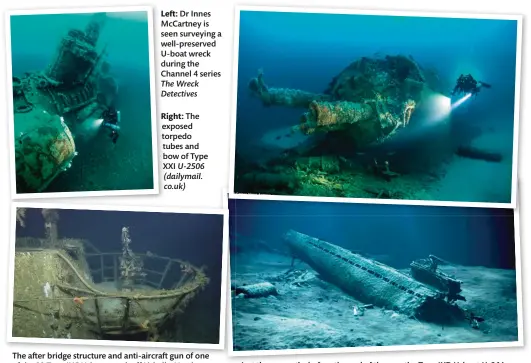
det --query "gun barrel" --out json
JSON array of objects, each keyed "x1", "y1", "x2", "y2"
[{"x1": 429, "y1": 254, "x2": 452, "y2": 265}]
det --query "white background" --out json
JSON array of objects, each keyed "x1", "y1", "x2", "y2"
[{"x1": 1, "y1": 0, "x2": 529, "y2": 362}]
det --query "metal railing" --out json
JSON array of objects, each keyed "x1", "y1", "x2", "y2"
[{"x1": 85, "y1": 252, "x2": 196, "y2": 290}]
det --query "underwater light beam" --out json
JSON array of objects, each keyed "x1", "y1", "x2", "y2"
[
  {"x1": 425, "y1": 94, "x2": 452, "y2": 124},
  {"x1": 425, "y1": 92, "x2": 472, "y2": 125},
  {"x1": 451, "y1": 93, "x2": 472, "y2": 110},
  {"x1": 93, "y1": 118, "x2": 104, "y2": 128},
  {"x1": 77, "y1": 117, "x2": 105, "y2": 140}
]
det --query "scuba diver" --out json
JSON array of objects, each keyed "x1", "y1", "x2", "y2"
[
  {"x1": 451, "y1": 74, "x2": 492, "y2": 97},
  {"x1": 101, "y1": 107, "x2": 121, "y2": 144}
]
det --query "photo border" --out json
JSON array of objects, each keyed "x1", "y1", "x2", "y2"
[
  {"x1": 5, "y1": 6, "x2": 160, "y2": 199},
  {"x1": 228, "y1": 5, "x2": 523, "y2": 209},
  {"x1": 227, "y1": 199, "x2": 524, "y2": 356},
  {"x1": 7, "y1": 202, "x2": 229, "y2": 350}
]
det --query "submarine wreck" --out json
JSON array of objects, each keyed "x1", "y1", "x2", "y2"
[
  {"x1": 283, "y1": 230, "x2": 470, "y2": 323},
  {"x1": 230, "y1": 229, "x2": 519, "y2": 350},
  {"x1": 13, "y1": 13, "x2": 121, "y2": 193},
  {"x1": 12, "y1": 208, "x2": 209, "y2": 341}
]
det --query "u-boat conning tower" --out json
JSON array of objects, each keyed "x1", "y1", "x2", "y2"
[
  {"x1": 410, "y1": 254, "x2": 465, "y2": 303},
  {"x1": 44, "y1": 12, "x2": 105, "y2": 110},
  {"x1": 284, "y1": 230, "x2": 465, "y2": 321},
  {"x1": 14, "y1": 13, "x2": 106, "y2": 119},
  {"x1": 13, "y1": 13, "x2": 118, "y2": 193}
]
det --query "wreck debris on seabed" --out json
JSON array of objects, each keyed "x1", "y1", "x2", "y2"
[
  {"x1": 13, "y1": 13, "x2": 120, "y2": 193},
  {"x1": 234, "y1": 55, "x2": 506, "y2": 200},
  {"x1": 230, "y1": 230, "x2": 518, "y2": 351},
  {"x1": 12, "y1": 208, "x2": 209, "y2": 342}
]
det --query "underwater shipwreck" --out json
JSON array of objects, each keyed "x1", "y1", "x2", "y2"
[
  {"x1": 12, "y1": 208, "x2": 208, "y2": 341},
  {"x1": 231, "y1": 230, "x2": 518, "y2": 350},
  {"x1": 235, "y1": 55, "x2": 502, "y2": 200},
  {"x1": 13, "y1": 13, "x2": 121, "y2": 193}
]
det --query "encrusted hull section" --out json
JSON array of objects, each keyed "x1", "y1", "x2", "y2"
[
  {"x1": 14, "y1": 111, "x2": 76, "y2": 193},
  {"x1": 284, "y1": 230, "x2": 455, "y2": 320},
  {"x1": 248, "y1": 55, "x2": 425, "y2": 148}
]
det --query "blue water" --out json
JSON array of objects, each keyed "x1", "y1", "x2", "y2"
[
  {"x1": 229, "y1": 199, "x2": 515, "y2": 270},
  {"x1": 234, "y1": 10, "x2": 518, "y2": 202},
  {"x1": 10, "y1": 12, "x2": 154, "y2": 192},
  {"x1": 17, "y1": 208, "x2": 224, "y2": 343}
]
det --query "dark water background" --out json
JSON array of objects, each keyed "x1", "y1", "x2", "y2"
[
  {"x1": 229, "y1": 199, "x2": 516, "y2": 270},
  {"x1": 234, "y1": 11, "x2": 518, "y2": 201},
  {"x1": 10, "y1": 12, "x2": 154, "y2": 192},
  {"x1": 17, "y1": 208, "x2": 224, "y2": 344}
]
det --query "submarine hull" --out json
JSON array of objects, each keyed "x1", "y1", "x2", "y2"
[{"x1": 284, "y1": 230, "x2": 459, "y2": 321}]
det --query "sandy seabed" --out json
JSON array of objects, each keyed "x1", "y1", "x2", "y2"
[{"x1": 230, "y1": 252, "x2": 518, "y2": 352}]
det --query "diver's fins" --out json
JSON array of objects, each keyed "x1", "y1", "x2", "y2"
[{"x1": 479, "y1": 81, "x2": 492, "y2": 89}]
